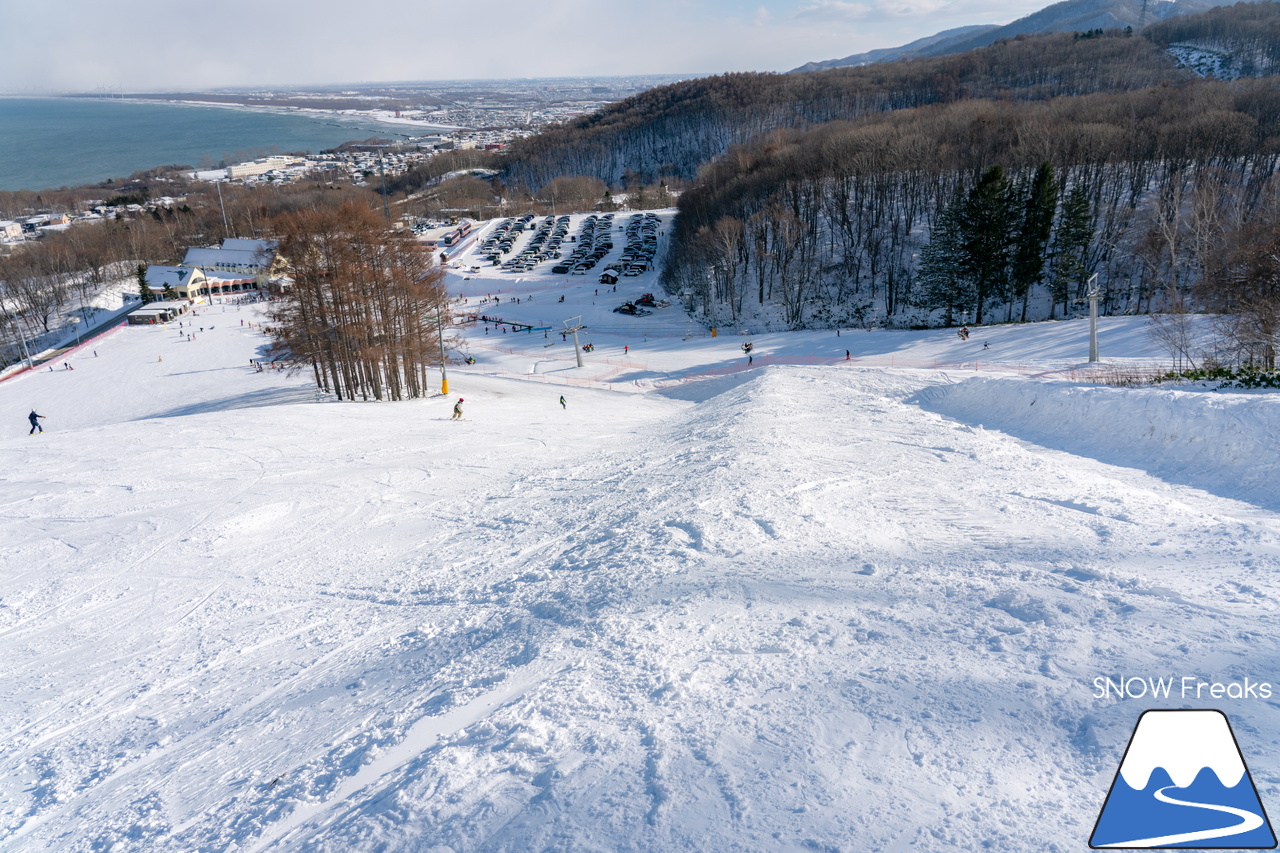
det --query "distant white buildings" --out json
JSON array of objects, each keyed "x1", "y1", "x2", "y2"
[{"x1": 226, "y1": 156, "x2": 305, "y2": 179}]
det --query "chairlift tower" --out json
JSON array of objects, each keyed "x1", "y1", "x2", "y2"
[
  {"x1": 564, "y1": 315, "x2": 586, "y2": 368},
  {"x1": 17, "y1": 326, "x2": 34, "y2": 369},
  {"x1": 1086, "y1": 273, "x2": 1101, "y2": 363}
]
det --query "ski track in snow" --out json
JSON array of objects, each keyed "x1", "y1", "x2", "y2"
[{"x1": 3, "y1": 219, "x2": 1280, "y2": 851}]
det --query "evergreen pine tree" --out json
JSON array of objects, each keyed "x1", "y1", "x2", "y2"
[
  {"x1": 958, "y1": 166, "x2": 1013, "y2": 326},
  {"x1": 917, "y1": 199, "x2": 974, "y2": 326},
  {"x1": 136, "y1": 264, "x2": 155, "y2": 305},
  {"x1": 1049, "y1": 184, "x2": 1094, "y2": 318},
  {"x1": 1010, "y1": 162, "x2": 1059, "y2": 322}
]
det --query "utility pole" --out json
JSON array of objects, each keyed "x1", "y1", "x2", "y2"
[
  {"x1": 216, "y1": 181, "x2": 231, "y2": 240},
  {"x1": 380, "y1": 155, "x2": 391, "y2": 223},
  {"x1": 437, "y1": 313, "x2": 449, "y2": 395},
  {"x1": 564, "y1": 315, "x2": 586, "y2": 368},
  {"x1": 428, "y1": 300, "x2": 450, "y2": 395},
  {"x1": 1087, "y1": 272, "x2": 1101, "y2": 363}
]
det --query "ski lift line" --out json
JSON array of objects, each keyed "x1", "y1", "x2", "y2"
[
  {"x1": 648, "y1": 355, "x2": 1083, "y2": 388},
  {"x1": 485, "y1": 370, "x2": 627, "y2": 391},
  {"x1": 467, "y1": 342, "x2": 648, "y2": 370}
]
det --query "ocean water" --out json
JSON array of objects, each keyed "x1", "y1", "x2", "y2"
[{"x1": 0, "y1": 97, "x2": 428, "y2": 192}]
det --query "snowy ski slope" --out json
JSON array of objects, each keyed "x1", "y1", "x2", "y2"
[{"x1": 2, "y1": 213, "x2": 1279, "y2": 851}]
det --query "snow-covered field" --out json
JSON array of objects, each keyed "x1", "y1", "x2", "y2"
[{"x1": 4, "y1": 214, "x2": 1280, "y2": 851}]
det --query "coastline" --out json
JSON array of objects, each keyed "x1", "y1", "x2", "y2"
[
  {"x1": 145, "y1": 97, "x2": 466, "y2": 134},
  {"x1": 44, "y1": 93, "x2": 465, "y2": 135},
  {"x1": 0, "y1": 97, "x2": 465, "y2": 192}
]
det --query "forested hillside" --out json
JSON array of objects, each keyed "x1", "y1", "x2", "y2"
[
  {"x1": 502, "y1": 32, "x2": 1187, "y2": 189},
  {"x1": 792, "y1": 0, "x2": 1223, "y2": 71},
  {"x1": 663, "y1": 77, "x2": 1280, "y2": 339},
  {"x1": 494, "y1": 2, "x2": 1280, "y2": 342},
  {"x1": 1146, "y1": 0, "x2": 1280, "y2": 74}
]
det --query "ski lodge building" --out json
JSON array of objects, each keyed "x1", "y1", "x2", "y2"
[
  {"x1": 141, "y1": 266, "x2": 212, "y2": 302},
  {"x1": 180, "y1": 238, "x2": 284, "y2": 295}
]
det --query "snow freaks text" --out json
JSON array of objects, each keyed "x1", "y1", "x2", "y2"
[{"x1": 1092, "y1": 676, "x2": 1273, "y2": 701}]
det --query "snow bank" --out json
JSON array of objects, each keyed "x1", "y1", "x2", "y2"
[{"x1": 915, "y1": 377, "x2": 1280, "y2": 510}]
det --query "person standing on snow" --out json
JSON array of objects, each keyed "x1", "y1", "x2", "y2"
[
  {"x1": 559, "y1": 395, "x2": 566, "y2": 409},
  {"x1": 451, "y1": 398, "x2": 464, "y2": 420},
  {"x1": 28, "y1": 409, "x2": 45, "y2": 434}
]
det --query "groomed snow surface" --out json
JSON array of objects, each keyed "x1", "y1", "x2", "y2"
[{"x1": 4, "y1": 213, "x2": 1280, "y2": 851}]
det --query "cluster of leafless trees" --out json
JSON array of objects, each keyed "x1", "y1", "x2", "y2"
[{"x1": 266, "y1": 202, "x2": 446, "y2": 401}]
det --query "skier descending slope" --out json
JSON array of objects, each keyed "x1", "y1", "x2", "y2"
[
  {"x1": 451, "y1": 398, "x2": 464, "y2": 420},
  {"x1": 28, "y1": 409, "x2": 45, "y2": 435}
]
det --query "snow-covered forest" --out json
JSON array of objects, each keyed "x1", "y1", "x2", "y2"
[{"x1": 663, "y1": 79, "x2": 1280, "y2": 349}]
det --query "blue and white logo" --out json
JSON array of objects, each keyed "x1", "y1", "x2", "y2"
[{"x1": 1091, "y1": 709, "x2": 1276, "y2": 848}]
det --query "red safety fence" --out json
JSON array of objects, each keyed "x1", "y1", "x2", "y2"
[{"x1": 463, "y1": 341, "x2": 1166, "y2": 391}]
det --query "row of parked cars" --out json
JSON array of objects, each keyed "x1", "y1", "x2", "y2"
[
  {"x1": 477, "y1": 215, "x2": 536, "y2": 262},
  {"x1": 473, "y1": 211, "x2": 663, "y2": 277},
  {"x1": 615, "y1": 213, "x2": 660, "y2": 277},
  {"x1": 551, "y1": 213, "x2": 617, "y2": 275},
  {"x1": 493, "y1": 215, "x2": 573, "y2": 273}
]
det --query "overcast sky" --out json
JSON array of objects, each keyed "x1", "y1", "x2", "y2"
[{"x1": 4, "y1": 0, "x2": 1053, "y2": 93}]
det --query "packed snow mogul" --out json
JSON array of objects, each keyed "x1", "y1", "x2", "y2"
[
  {"x1": 28, "y1": 409, "x2": 45, "y2": 434},
  {"x1": 451, "y1": 398, "x2": 464, "y2": 420}
]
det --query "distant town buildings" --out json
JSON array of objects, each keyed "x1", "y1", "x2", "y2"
[{"x1": 226, "y1": 156, "x2": 306, "y2": 179}]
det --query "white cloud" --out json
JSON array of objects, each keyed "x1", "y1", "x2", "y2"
[
  {"x1": 794, "y1": 1, "x2": 874, "y2": 23},
  {"x1": 0, "y1": 0, "x2": 1055, "y2": 92},
  {"x1": 794, "y1": 0, "x2": 951, "y2": 24}
]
